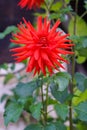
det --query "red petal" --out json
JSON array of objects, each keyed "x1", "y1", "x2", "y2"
[{"x1": 34, "y1": 49, "x2": 40, "y2": 60}]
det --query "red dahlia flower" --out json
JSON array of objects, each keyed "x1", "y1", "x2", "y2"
[
  {"x1": 18, "y1": 0, "x2": 44, "y2": 9},
  {"x1": 11, "y1": 17, "x2": 74, "y2": 76}
]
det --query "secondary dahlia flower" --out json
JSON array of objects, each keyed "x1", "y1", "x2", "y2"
[
  {"x1": 11, "y1": 17, "x2": 74, "y2": 76},
  {"x1": 18, "y1": 0, "x2": 44, "y2": 9}
]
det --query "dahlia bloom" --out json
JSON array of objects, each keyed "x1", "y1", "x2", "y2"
[
  {"x1": 11, "y1": 17, "x2": 74, "y2": 76},
  {"x1": 18, "y1": 0, "x2": 44, "y2": 9}
]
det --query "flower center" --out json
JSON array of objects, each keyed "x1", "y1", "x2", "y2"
[{"x1": 39, "y1": 37, "x2": 48, "y2": 47}]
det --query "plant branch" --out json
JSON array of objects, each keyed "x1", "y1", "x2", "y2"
[
  {"x1": 44, "y1": 0, "x2": 54, "y2": 17},
  {"x1": 41, "y1": 81, "x2": 49, "y2": 125},
  {"x1": 80, "y1": 10, "x2": 87, "y2": 19},
  {"x1": 45, "y1": 84, "x2": 49, "y2": 122},
  {"x1": 69, "y1": 0, "x2": 78, "y2": 130},
  {"x1": 61, "y1": 0, "x2": 73, "y2": 19},
  {"x1": 41, "y1": 84, "x2": 46, "y2": 125},
  {"x1": 44, "y1": 1, "x2": 50, "y2": 17}
]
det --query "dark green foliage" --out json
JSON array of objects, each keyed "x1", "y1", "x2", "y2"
[
  {"x1": 75, "y1": 72, "x2": 87, "y2": 91},
  {"x1": 4, "y1": 102, "x2": 24, "y2": 126},
  {"x1": 54, "y1": 104, "x2": 68, "y2": 120},
  {"x1": 75, "y1": 101, "x2": 87, "y2": 121}
]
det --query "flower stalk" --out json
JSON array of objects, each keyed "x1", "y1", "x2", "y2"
[
  {"x1": 69, "y1": 0, "x2": 78, "y2": 130},
  {"x1": 45, "y1": 84, "x2": 49, "y2": 123}
]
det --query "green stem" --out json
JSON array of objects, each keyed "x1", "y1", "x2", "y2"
[
  {"x1": 44, "y1": 0, "x2": 54, "y2": 17},
  {"x1": 48, "y1": 0, "x2": 54, "y2": 10},
  {"x1": 45, "y1": 84, "x2": 49, "y2": 122},
  {"x1": 41, "y1": 84, "x2": 46, "y2": 125},
  {"x1": 41, "y1": 81, "x2": 49, "y2": 125},
  {"x1": 72, "y1": 0, "x2": 78, "y2": 86},
  {"x1": 44, "y1": 1, "x2": 49, "y2": 15},
  {"x1": 80, "y1": 10, "x2": 87, "y2": 19},
  {"x1": 69, "y1": 1, "x2": 78, "y2": 130}
]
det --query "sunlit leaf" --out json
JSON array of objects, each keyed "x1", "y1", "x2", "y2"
[
  {"x1": 4, "y1": 73, "x2": 14, "y2": 84},
  {"x1": 69, "y1": 16, "x2": 87, "y2": 36},
  {"x1": 50, "y1": 2, "x2": 62, "y2": 11},
  {"x1": 73, "y1": 90, "x2": 87, "y2": 105},
  {"x1": 76, "y1": 55, "x2": 86, "y2": 64}
]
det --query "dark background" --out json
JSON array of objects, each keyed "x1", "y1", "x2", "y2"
[{"x1": 0, "y1": 0, "x2": 33, "y2": 64}]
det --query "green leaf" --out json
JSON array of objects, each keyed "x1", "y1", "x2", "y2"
[
  {"x1": 84, "y1": 78, "x2": 87, "y2": 88},
  {"x1": 65, "y1": 0, "x2": 70, "y2": 4},
  {"x1": 78, "y1": 48, "x2": 87, "y2": 57},
  {"x1": 60, "y1": 6, "x2": 72, "y2": 14},
  {"x1": 73, "y1": 89, "x2": 87, "y2": 105},
  {"x1": 0, "y1": 26, "x2": 17, "y2": 39},
  {"x1": 49, "y1": 13, "x2": 61, "y2": 20},
  {"x1": 4, "y1": 73, "x2": 14, "y2": 84},
  {"x1": 4, "y1": 102, "x2": 24, "y2": 126},
  {"x1": 44, "y1": 124, "x2": 56, "y2": 130},
  {"x1": 75, "y1": 72, "x2": 86, "y2": 91},
  {"x1": 76, "y1": 55, "x2": 86, "y2": 64},
  {"x1": 9, "y1": 42, "x2": 17, "y2": 48},
  {"x1": 49, "y1": 6, "x2": 72, "y2": 21},
  {"x1": 34, "y1": 13, "x2": 46, "y2": 18},
  {"x1": 69, "y1": 16, "x2": 87, "y2": 36},
  {"x1": 0, "y1": 33, "x2": 5, "y2": 39},
  {"x1": 0, "y1": 94, "x2": 8, "y2": 103},
  {"x1": 69, "y1": 35, "x2": 82, "y2": 44},
  {"x1": 54, "y1": 104, "x2": 68, "y2": 120},
  {"x1": 77, "y1": 122, "x2": 87, "y2": 130},
  {"x1": 50, "y1": 2, "x2": 62, "y2": 11},
  {"x1": 44, "y1": 122, "x2": 66, "y2": 130},
  {"x1": 54, "y1": 121, "x2": 67, "y2": 130},
  {"x1": 25, "y1": 122, "x2": 66, "y2": 130},
  {"x1": 10, "y1": 63, "x2": 15, "y2": 70},
  {"x1": 14, "y1": 80, "x2": 41, "y2": 98},
  {"x1": 82, "y1": 37, "x2": 87, "y2": 48},
  {"x1": 24, "y1": 97, "x2": 34, "y2": 112},
  {"x1": 47, "y1": 97, "x2": 57, "y2": 105},
  {"x1": 30, "y1": 103, "x2": 42, "y2": 120},
  {"x1": 0, "y1": 63, "x2": 8, "y2": 70},
  {"x1": 50, "y1": 83, "x2": 69, "y2": 103},
  {"x1": 75, "y1": 101, "x2": 87, "y2": 121},
  {"x1": 53, "y1": 72, "x2": 71, "y2": 81},
  {"x1": 72, "y1": 36, "x2": 87, "y2": 56},
  {"x1": 24, "y1": 124, "x2": 43, "y2": 130},
  {"x1": 51, "y1": 72, "x2": 71, "y2": 91},
  {"x1": 56, "y1": 77, "x2": 69, "y2": 91}
]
